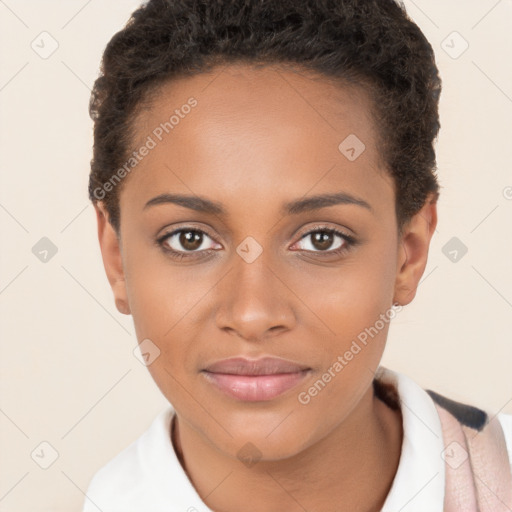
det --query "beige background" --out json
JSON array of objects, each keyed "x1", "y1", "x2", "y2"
[{"x1": 0, "y1": 1, "x2": 511, "y2": 510}]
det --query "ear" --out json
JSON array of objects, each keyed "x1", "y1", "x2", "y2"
[
  {"x1": 393, "y1": 192, "x2": 438, "y2": 306},
  {"x1": 94, "y1": 202, "x2": 131, "y2": 315}
]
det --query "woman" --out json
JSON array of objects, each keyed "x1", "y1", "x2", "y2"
[{"x1": 84, "y1": 0, "x2": 512, "y2": 510}]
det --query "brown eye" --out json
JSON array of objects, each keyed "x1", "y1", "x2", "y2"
[
  {"x1": 159, "y1": 228, "x2": 221, "y2": 256},
  {"x1": 178, "y1": 230, "x2": 203, "y2": 251},
  {"x1": 310, "y1": 231, "x2": 336, "y2": 251},
  {"x1": 295, "y1": 229, "x2": 348, "y2": 253}
]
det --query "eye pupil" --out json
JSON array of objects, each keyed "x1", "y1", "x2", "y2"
[
  {"x1": 312, "y1": 231, "x2": 334, "y2": 251},
  {"x1": 180, "y1": 230, "x2": 202, "y2": 251}
]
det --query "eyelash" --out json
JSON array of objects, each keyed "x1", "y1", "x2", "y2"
[{"x1": 156, "y1": 225, "x2": 357, "y2": 261}]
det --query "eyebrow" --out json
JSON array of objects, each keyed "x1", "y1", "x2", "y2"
[{"x1": 143, "y1": 191, "x2": 373, "y2": 215}]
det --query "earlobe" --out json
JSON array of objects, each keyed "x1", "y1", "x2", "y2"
[
  {"x1": 393, "y1": 193, "x2": 438, "y2": 306},
  {"x1": 94, "y1": 203, "x2": 131, "y2": 315}
]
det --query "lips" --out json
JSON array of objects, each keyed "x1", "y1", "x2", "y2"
[
  {"x1": 201, "y1": 356, "x2": 311, "y2": 401},
  {"x1": 204, "y1": 356, "x2": 310, "y2": 375}
]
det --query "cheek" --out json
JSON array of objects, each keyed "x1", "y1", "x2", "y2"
[
  {"x1": 122, "y1": 251, "x2": 201, "y2": 388},
  {"x1": 293, "y1": 240, "x2": 398, "y2": 335},
  {"x1": 292, "y1": 241, "x2": 398, "y2": 404},
  {"x1": 127, "y1": 276, "x2": 203, "y2": 383},
  {"x1": 126, "y1": 267, "x2": 200, "y2": 407},
  {"x1": 125, "y1": 250, "x2": 209, "y2": 337}
]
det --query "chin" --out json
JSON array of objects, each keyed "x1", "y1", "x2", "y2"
[
  {"x1": 225, "y1": 435, "x2": 306, "y2": 465},
  {"x1": 206, "y1": 413, "x2": 314, "y2": 462}
]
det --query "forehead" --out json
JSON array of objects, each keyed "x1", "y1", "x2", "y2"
[{"x1": 122, "y1": 63, "x2": 393, "y2": 217}]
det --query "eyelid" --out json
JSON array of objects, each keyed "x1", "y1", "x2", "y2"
[
  {"x1": 295, "y1": 223, "x2": 355, "y2": 240},
  {"x1": 157, "y1": 225, "x2": 221, "y2": 249},
  {"x1": 157, "y1": 222, "x2": 217, "y2": 240}
]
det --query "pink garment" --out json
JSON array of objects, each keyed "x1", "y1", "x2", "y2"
[{"x1": 434, "y1": 402, "x2": 512, "y2": 511}]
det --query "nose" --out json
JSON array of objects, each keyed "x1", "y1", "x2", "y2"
[{"x1": 214, "y1": 250, "x2": 296, "y2": 343}]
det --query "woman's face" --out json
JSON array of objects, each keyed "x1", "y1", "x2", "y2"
[{"x1": 99, "y1": 64, "x2": 421, "y2": 460}]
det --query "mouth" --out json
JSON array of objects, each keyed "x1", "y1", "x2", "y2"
[{"x1": 201, "y1": 356, "x2": 312, "y2": 402}]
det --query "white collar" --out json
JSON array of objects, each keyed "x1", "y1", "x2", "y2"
[
  {"x1": 84, "y1": 366, "x2": 446, "y2": 511},
  {"x1": 378, "y1": 366, "x2": 445, "y2": 511}
]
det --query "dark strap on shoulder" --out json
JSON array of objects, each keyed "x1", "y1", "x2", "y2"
[
  {"x1": 428, "y1": 389, "x2": 512, "y2": 512},
  {"x1": 426, "y1": 389, "x2": 488, "y2": 430}
]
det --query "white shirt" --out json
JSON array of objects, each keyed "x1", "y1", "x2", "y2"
[{"x1": 82, "y1": 367, "x2": 512, "y2": 512}]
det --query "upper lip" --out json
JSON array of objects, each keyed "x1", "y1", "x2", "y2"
[{"x1": 203, "y1": 356, "x2": 310, "y2": 376}]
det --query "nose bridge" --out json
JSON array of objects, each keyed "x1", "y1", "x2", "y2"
[{"x1": 215, "y1": 239, "x2": 295, "y2": 340}]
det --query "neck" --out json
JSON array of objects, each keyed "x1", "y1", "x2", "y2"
[{"x1": 171, "y1": 384, "x2": 403, "y2": 512}]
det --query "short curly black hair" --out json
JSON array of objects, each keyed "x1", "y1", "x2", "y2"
[{"x1": 89, "y1": 0, "x2": 441, "y2": 235}]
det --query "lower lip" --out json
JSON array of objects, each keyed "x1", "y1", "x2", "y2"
[{"x1": 202, "y1": 370, "x2": 310, "y2": 401}]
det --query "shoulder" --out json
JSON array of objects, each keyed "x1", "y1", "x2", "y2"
[
  {"x1": 425, "y1": 387, "x2": 512, "y2": 476},
  {"x1": 375, "y1": 367, "x2": 512, "y2": 469},
  {"x1": 498, "y1": 413, "x2": 512, "y2": 467},
  {"x1": 83, "y1": 441, "x2": 146, "y2": 511},
  {"x1": 82, "y1": 406, "x2": 175, "y2": 512}
]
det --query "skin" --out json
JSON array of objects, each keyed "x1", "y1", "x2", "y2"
[{"x1": 95, "y1": 63, "x2": 437, "y2": 512}]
